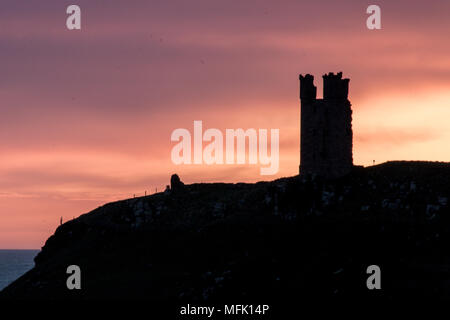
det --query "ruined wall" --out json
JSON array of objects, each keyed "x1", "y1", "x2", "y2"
[{"x1": 299, "y1": 72, "x2": 353, "y2": 178}]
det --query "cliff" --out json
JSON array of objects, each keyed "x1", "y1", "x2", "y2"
[{"x1": 1, "y1": 161, "x2": 450, "y2": 301}]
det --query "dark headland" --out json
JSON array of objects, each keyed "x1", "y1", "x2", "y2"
[{"x1": 1, "y1": 161, "x2": 450, "y2": 302}]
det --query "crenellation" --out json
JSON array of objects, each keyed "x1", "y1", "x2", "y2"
[
  {"x1": 323, "y1": 72, "x2": 349, "y2": 99},
  {"x1": 299, "y1": 74, "x2": 317, "y2": 100}
]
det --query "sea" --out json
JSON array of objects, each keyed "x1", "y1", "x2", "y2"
[{"x1": 0, "y1": 250, "x2": 39, "y2": 291}]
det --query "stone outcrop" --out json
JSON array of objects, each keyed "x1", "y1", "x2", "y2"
[{"x1": 170, "y1": 174, "x2": 185, "y2": 192}]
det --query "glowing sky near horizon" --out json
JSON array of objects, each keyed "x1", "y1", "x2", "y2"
[{"x1": 1, "y1": 0, "x2": 450, "y2": 248}]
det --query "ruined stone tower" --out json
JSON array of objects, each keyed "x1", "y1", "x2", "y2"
[{"x1": 299, "y1": 72, "x2": 353, "y2": 178}]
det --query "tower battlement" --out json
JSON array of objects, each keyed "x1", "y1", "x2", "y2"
[
  {"x1": 299, "y1": 74, "x2": 317, "y2": 100},
  {"x1": 323, "y1": 72, "x2": 349, "y2": 99},
  {"x1": 299, "y1": 72, "x2": 353, "y2": 178}
]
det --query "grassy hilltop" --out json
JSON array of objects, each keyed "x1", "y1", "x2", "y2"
[{"x1": 1, "y1": 161, "x2": 450, "y2": 302}]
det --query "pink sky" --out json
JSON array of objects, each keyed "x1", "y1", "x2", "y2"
[{"x1": 1, "y1": 0, "x2": 450, "y2": 248}]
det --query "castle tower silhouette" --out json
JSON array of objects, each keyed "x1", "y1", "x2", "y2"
[{"x1": 299, "y1": 72, "x2": 353, "y2": 178}]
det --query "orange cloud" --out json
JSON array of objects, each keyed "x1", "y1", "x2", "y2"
[{"x1": 2, "y1": 0, "x2": 450, "y2": 248}]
